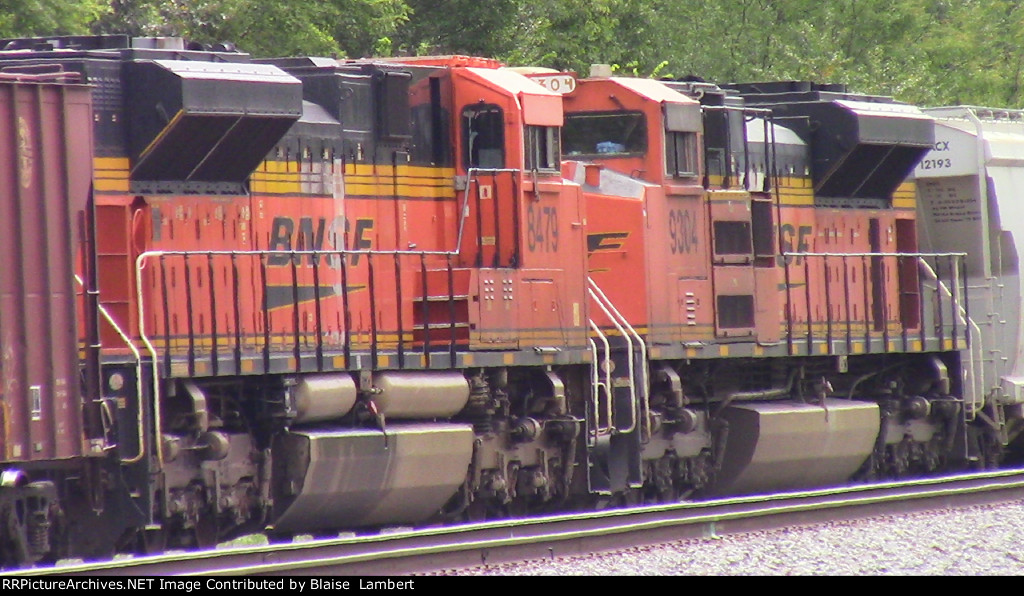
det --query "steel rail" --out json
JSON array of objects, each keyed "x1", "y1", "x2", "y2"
[{"x1": 12, "y1": 468, "x2": 1024, "y2": 577}]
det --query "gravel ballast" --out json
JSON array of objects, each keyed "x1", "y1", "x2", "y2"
[{"x1": 444, "y1": 501, "x2": 1024, "y2": 575}]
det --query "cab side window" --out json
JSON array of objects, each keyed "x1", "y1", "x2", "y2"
[
  {"x1": 666, "y1": 130, "x2": 698, "y2": 177},
  {"x1": 462, "y1": 105, "x2": 504, "y2": 169},
  {"x1": 563, "y1": 111, "x2": 647, "y2": 157},
  {"x1": 525, "y1": 125, "x2": 560, "y2": 171}
]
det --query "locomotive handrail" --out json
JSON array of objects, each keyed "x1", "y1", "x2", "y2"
[
  {"x1": 587, "y1": 290, "x2": 637, "y2": 434},
  {"x1": 589, "y1": 278, "x2": 651, "y2": 440},
  {"x1": 587, "y1": 278, "x2": 650, "y2": 437},
  {"x1": 782, "y1": 250, "x2": 980, "y2": 418},
  {"x1": 782, "y1": 251, "x2": 968, "y2": 258},
  {"x1": 132, "y1": 165, "x2": 528, "y2": 446},
  {"x1": 918, "y1": 258, "x2": 985, "y2": 420},
  {"x1": 588, "y1": 323, "x2": 614, "y2": 442},
  {"x1": 457, "y1": 167, "x2": 521, "y2": 260},
  {"x1": 136, "y1": 248, "x2": 461, "y2": 259},
  {"x1": 135, "y1": 246, "x2": 469, "y2": 469},
  {"x1": 77, "y1": 275, "x2": 145, "y2": 465},
  {"x1": 134, "y1": 259, "x2": 167, "y2": 468}
]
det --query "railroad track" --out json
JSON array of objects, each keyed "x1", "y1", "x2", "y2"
[{"x1": 10, "y1": 468, "x2": 1024, "y2": 576}]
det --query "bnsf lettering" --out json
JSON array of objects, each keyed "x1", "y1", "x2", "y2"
[
  {"x1": 268, "y1": 216, "x2": 373, "y2": 267},
  {"x1": 346, "y1": 218, "x2": 374, "y2": 266},
  {"x1": 780, "y1": 224, "x2": 813, "y2": 265},
  {"x1": 668, "y1": 208, "x2": 698, "y2": 254}
]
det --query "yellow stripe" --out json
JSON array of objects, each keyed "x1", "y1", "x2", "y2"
[
  {"x1": 892, "y1": 183, "x2": 917, "y2": 209},
  {"x1": 703, "y1": 175, "x2": 915, "y2": 209},
  {"x1": 259, "y1": 180, "x2": 301, "y2": 193},
  {"x1": 253, "y1": 161, "x2": 458, "y2": 198},
  {"x1": 706, "y1": 189, "x2": 750, "y2": 201},
  {"x1": 95, "y1": 178, "x2": 130, "y2": 192},
  {"x1": 777, "y1": 191, "x2": 815, "y2": 206},
  {"x1": 345, "y1": 183, "x2": 455, "y2": 199},
  {"x1": 349, "y1": 164, "x2": 456, "y2": 177},
  {"x1": 706, "y1": 184, "x2": 815, "y2": 207},
  {"x1": 346, "y1": 175, "x2": 452, "y2": 187},
  {"x1": 94, "y1": 157, "x2": 130, "y2": 170},
  {"x1": 253, "y1": 172, "x2": 307, "y2": 182},
  {"x1": 94, "y1": 157, "x2": 131, "y2": 192}
]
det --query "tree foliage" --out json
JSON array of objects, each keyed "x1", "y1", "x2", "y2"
[
  {"x1": 4, "y1": 0, "x2": 1023, "y2": 107},
  {"x1": 0, "y1": 0, "x2": 110, "y2": 39}
]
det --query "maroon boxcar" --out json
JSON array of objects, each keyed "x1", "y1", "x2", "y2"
[{"x1": 0, "y1": 72, "x2": 94, "y2": 464}]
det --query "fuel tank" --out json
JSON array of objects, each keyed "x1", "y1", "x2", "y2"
[
  {"x1": 271, "y1": 423, "x2": 474, "y2": 532},
  {"x1": 708, "y1": 398, "x2": 880, "y2": 496}
]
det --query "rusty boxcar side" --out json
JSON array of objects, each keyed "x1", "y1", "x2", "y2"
[{"x1": 0, "y1": 73, "x2": 94, "y2": 463}]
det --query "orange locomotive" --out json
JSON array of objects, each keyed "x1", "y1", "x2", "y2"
[
  {"x1": 0, "y1": 36, "x2": 591, "y2": 563},
  {"x1": 0, "y1": 36, "x2": 1007, "y2": 567},
  {"x1": 551, "y1": 71, "x2": 972, "y2": 496}
]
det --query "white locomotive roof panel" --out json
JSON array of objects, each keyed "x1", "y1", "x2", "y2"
[
  {"x1": 834, "y1": 98, "x2": 934, "y2": 120},
  {"x1": 745, "y1": 117, "x2": 805, "y2": 145},
  {"x1": 466, "y1": 66, "x2": 561, "y2": 98},
  {"x1": 608, "y1": 76, "x2": 700, "y2": 105}
]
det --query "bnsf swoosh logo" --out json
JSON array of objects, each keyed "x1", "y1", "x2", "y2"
[{"x1": 587, "y1": 232, "x2": 629, "y2": 253}]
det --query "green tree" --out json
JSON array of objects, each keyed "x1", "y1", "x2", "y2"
[
  {"x1": 91, "y1": 0, "x2": 164, "y2": 36},
  {"x1": 391, "y1": 0, "x2": 672, "y2": 77},
  {"x1": 93, "y1": 0, "x2": 409, "y2": 58},
  {"x1": 505, "y1": 0, "x2": 670, "y2": 76},
  {"x1": 392, "y1": 0, "x2": 524, "y2": 57},
  {"x1": 8, "y1": 0, "x2": 1024, "y2": 108},
  {"x1": 0, "y1": 0, "x2": 110, "y2": 38},
  {"x1": 909, "y1": 0, "x2": 1024, "y2": 107}
]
